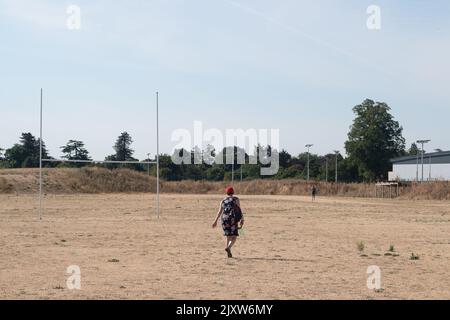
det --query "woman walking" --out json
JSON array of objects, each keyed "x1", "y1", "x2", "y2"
[{"x1": 212, "y1": 187, "x2": 244, "y2": 258}]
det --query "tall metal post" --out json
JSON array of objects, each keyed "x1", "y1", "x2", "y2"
[
  {"x1": 335, "y1": 154, "x2": 338, "y2": 183},
  {"x1": 429, "y1": 155, "x2": 432, "y2": 181},
  {"x1": 416, "y1": 151, "x2": 419, "y2": 182},
  {"x1": 39, "y1": 88, "x2": 43, "y2": 220},
  {"x1": 421, "y1": 146, "x2": 424, "y2": 182},
  {"x1": 305, "y1": 144, "x2": 313, "y2": 182},
  {"x1": 156, "y1": 92, "x2": 160, "y2": 218},
  {"x1": 37, "y1": 89, "x2": 160, "y2": 220},
  {"x1": 231, "y1": 162, "x2": 234, "y2": 184},
  {"x1": 325, "y1": 158, "x2": 328, "y2": 182},
  {"x1": 307, "y1": 151, "x2": 310, "y2": 181},
  {"x1": 334, "y1": 150, "x2": 339, "y2": 183},
  {"x1": 417, "y1": 140, "x2": 430, "y2": 183}
]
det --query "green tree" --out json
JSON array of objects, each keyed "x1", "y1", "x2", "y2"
[
  {"x1": 240, "y1": 163, "x2": 262, "y2": 180},
  {"x1": 292, "y1": 153, "x2": 309, "y2": 179},
  {"x1": 408, "y1": 143, "x2": 420, "y2": 156},
  {"x1": 205, "y1": 166, "x2": 225, "y2": 181},
  {"x1": 61, "y1": 140, "x2": 91, "y2": 162},
  {"x1": 0, "y1": 147, "x2": 5, "y2": 168},
  {"x1": 345, "y1": 99, "x2": 405, "y2": 181},
  {"x1": 156, "y1": 154, "x2": 184, "y2": 180},
  {"x1": 106, "y1": 132, "x2": 135, "y2": 161},
  {"x1": 275, "y1": 165, "x2": 303, "y2": 179},
  {"x1": 337, "y1": 157, "x2": 360, "y2": 183},
  {"x1": 184, "y1": 164, "x2": 204, "y2": 180},
  {"x1": 4, "y1": 144, "x2": 24, "y2": 168},
  {"x1": 4, "y1": 133, "x2": 50, "y2": 168},
  {"x1": 317, "y1": 155, "x2": 332, "y2": 181},
  {"x1": 105, "y1": 132, "x2": 140, "y2": 170},
  {"x1": 279, "y1": 150, "x2": 292, "y2": 168},
  {"x1": 20, "y1": 132, "x2": 40, "y2": 167},
  {"x1": 215, "y1": 146, "x2": 249, "y2": 179}
]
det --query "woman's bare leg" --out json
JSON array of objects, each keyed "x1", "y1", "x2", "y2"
[
  {"x1": 225, "y1": 236, "x2": 232, "y2": 249},
  {"x1": 227, "y1": 236, "x2": 237, "y2": 249},
  {"x1": 225, "y1": 236, "x2": 233, "y2": 258}
]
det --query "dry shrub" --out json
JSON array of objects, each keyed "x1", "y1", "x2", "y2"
[
  {"x1": 401, "y1": 181, "x2": 450, "y2": 200},
  {"x1": 65, "y1": 167, "x2": 157, "y2": 193},
  {"x1": 161, "y1": 179, "x2": 379, "y2": 198},
  {"x1": 0, "y1": 168, "x2": 449, "y2": 200},
  {"x1": 0, "y1": 177, "x2": 13, "y2": 193}
]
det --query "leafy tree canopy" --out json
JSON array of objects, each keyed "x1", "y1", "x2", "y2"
[
  {"x1": 61, "y1": 140, "x2": 91, "y2": 161},
  {"x1": 408, "y1": 143, "x2": 420, "y2": 156},
  {"x1": 345, "y1": 99, "x2": 405, "y2": 181},
  {"x1": 4, "y1": 133, "x2": 50, "y2": 168},
  {"x1": 107, "y1": 132, "x2": 137, "y2": 162}
]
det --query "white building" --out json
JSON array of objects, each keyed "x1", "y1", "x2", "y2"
[{"x1": 389, "y1": 151, "x2": 450, "y2": 182}]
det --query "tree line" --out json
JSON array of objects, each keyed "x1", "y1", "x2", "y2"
[{"x1": 0, "y1": 99, "x2": 422, "y2": 182}]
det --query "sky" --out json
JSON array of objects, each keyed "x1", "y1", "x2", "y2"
[{"x1": 1, "y1": 0, "x2": 449, "y2": 160}]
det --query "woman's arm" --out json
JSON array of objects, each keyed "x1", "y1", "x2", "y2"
[{"x1": 212, "y1": 202, "x2": 223, "y2": 228}]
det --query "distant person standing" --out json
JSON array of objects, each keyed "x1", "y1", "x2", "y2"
[
  {"x1": 311, "y1": 185, "x2": 317, "y2": 202},
  {"x1": 212, "y1": 187, "x2": 244, "y2": 258}
]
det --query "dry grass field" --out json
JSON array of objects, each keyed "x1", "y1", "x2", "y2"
[
  {"x1": 1, "y1": 193, "x2": 449, "y2": 300},
  {"x1": 1, "y1": 168, "x2": 449, "y2": 200}
]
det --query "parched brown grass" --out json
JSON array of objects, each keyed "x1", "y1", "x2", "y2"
[
  {"x1": 0, "y1": 176, "x2": 13, "y2": 193},
  {"x1": 1, "y1": 193, "x2": 449, "y2": 299},
  {"x1": 0, "y1": 167, "x2": 449, "y2": 200},
  {"x1": 405, "y1": 181, "x2": 450, "y2": 200},
  {"x1": 0, "y1": 167, "x2": 157, "y2": 194},
  {"x1": 66, "y1": 167, "x2": 157, "y2": 193}
]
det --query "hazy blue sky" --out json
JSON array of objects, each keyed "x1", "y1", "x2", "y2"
[{"x1": 1, "y1": 0, "x2": 449, "y2": 160}]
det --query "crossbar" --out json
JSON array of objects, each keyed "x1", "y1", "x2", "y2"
[
  {"x1": 42, "y1": 159, "x2": 157, "y2": 164},
  {"x1": 38, "y1": 89, "x2": 161, "y2": 220}
]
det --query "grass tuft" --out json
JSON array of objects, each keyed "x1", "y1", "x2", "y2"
[
  {"x1": 410, "y1": 253, "x2": 420, "y2": 260},
  {"x1": 357, "y1": 241, "x2": 365, "y2": 252}
]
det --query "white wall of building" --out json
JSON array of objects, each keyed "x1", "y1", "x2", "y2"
[{"x1": 390, "y1": 164, "x2": 450, "y2": 181}]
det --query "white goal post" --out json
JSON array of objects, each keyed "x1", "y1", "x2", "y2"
[{"x1": 38, "y1": 89, "x2": 160, "y2": 220}]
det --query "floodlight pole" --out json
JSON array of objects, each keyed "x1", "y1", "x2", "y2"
[
  {"x1": 232, "y1": 162, "x2": 234, "y2": 184},
  {"x1": 230, "y1": 146, "x2": 235, "y2": 184},
  {"x1": 421, "y1": 147, "x2": 424, "y2": 182},
  {"x1": 334, "y1": 150, "x2": 340, "y2": 183},
  {"x1": 305, "y1": 144, "x2": 313, "y2": 182},
  {"x1": 325, "y1": 158, "x2": 328, "y2": 182},
  {"x1": 429, "y1": 155, "x2": 432, "y2": 181},
  {"x1": 39, "y1": 88, "x2": 43, "y2": 220},
  {"x1": 417, "y1": 140, "x2": 430, "y2": 183},
  {"x1": 416, "y1": 150, "x2": 419, "y2": 182},
  {"x1": 156, "y1": 92, "x2": 160, "y2": 219}
]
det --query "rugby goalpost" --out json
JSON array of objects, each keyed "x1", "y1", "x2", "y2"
[{"x1": 38, "y1": 89, "x2": 160, "y2": 220}]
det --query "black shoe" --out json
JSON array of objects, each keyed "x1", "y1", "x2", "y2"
[{"x1": 225, "y1": 248, "x2": 232, "y2": 258}]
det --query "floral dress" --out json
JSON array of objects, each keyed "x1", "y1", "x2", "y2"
[{"x1": 221, "y1": 196, "x2": 240, "y2": 237}]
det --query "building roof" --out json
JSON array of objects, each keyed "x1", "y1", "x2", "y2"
[{"x1": 391, "y1": 151, "x2": 450, "y2": 165}]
